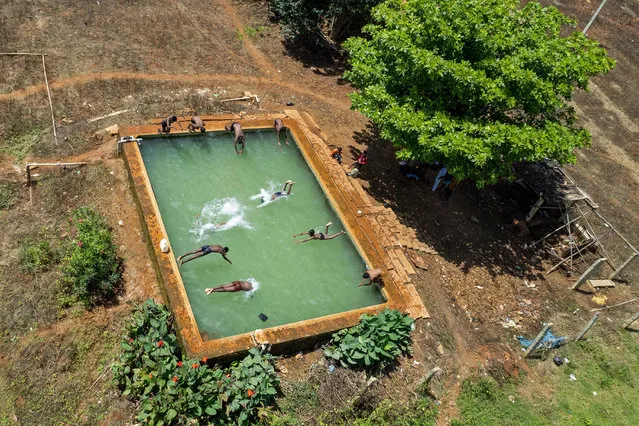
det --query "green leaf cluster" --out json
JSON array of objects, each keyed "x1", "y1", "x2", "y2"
[
  {"x1": 58, "y1": 207, "x2": 122, "y2": 307},
  {"x1": 112, "y1": 299, "x2": 280, "y2": 425},
  {"x1": 344, "y1": 0, "x2": 615, "y2": 186},
  {"x1": 324, "y1": 308, "x2": 414, "y2": 371}
]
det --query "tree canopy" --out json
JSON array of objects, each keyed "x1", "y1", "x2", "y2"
[{"x1": 344, "y1": 0, "x2": 615, "y2": 186}]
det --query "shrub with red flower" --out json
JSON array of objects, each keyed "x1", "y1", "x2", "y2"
[
  {"x1": 157, "y1": 340, "x2": 164, "y2": 347},
  {"x1": 177, "y1": 361, "x2": 183, "y2": 367},
  {"x1": 172, "y1": 376, "x2": 178, "y2": 382},
  {"x1": 192, "y1": 363, "x2": 199, "y2": 369}
]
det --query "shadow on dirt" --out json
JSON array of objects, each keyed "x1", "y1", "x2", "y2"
[
  {"x1": 280, "y1": 38, "x2": 348, "y2": 78},
  {"x1": 352, "y1": 124, "x2": 546, "y2": 279}
]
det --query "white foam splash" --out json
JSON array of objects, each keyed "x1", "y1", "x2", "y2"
[
  {"x1": 190, "y1": 197, "x2": 251, "y2": 241},
  {"x1": 244, "y1": 278, "x2": 260, "y2": 299},
  {"x1": 251, "y1": 182, "x2": 289, "y2": 208}
]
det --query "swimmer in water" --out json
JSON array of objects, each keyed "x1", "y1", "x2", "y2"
[
  {"x1": 269, "y1": 180, "x2": 294, "y2": 201},
  {"x1": 225, "y1": 121, "x2": 245, "y2": 154},
  {"x1": 293, "y1": 222, "x2": 345, "y2": 243},
  {"x1": 177, "y1": 244, "x2": 231, "y2": 266},
  {"x1": 205, "y1": 280, "x2": 253, "y2": 294},
  {"x1": 274, "y1": 118, "x2": 289, "y2": 146}
]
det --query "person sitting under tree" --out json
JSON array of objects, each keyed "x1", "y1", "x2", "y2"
[
  {"x1": 293, "y1": 222, "x2": 345, "y2": 243},
  {"x1": 269, "y1": 180, "x2": 295, "y2": 201},
  {"x1": 177, "y1": 244, "x2": 231, "y2": 266},
  {"x1": 158, "y1": 115, "x2": 183, "y2": 134},
  {"x1": 347, "y1": 150, "x2": 368, "y2": 177},
  {"x1": 330, "y1": 147, "x2": 343, "y2": 164},
  {"x1": 188, "y1": 116, "x2": 206, "y2": 133},
  {"x1": 205, "y1": 280, "x2": 252, "y2": 294},
  {"x1": 225, "y1": 121, "x2": 246, "y2": 154},
  {"x1": 359, "y1": 268, "x2": 383, "y2": 286},
  {"x1": 274, "y1": 118, "x2": 289, "y2": 146}
]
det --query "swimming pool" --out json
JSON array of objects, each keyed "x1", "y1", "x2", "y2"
[
  {"x1": 137, "y1": 129, "x2": 384, "y2": 339},
  {"x1": 122, "y1": 112, "x2": 426, "y2": 359}
]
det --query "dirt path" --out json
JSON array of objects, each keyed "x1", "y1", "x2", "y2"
[
  {"x1": 216, "y1": 0, "x2": 280, "y2": 79},
  {"x1": 0, "y1": 71, "x2": 350, "y2": 111}
]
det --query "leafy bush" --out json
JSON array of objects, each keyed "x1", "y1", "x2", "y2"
[
  {"x1": 324, "y1": 308, "x2": 413, "y2": 370},
  {"x1": 58, "y1": 207, "x2": 122, "y2": 307},
  {"x1": 112, "y1": 299, "x2": 280, "y2": 425},
  {"x1": 19, "y1": 238, "x2": 59, "y2": 274}
]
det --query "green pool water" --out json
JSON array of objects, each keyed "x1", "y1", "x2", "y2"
[{"x1": 139, "y1": 129, "x2": 384, "y2": 339}]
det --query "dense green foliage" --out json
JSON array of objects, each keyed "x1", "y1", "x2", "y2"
[
  {"x1": 112, "y1": 299, "x2": 280, "y2": 425},
  {"x1": 324, "y1": 308, "x2": 413, "y2": 370},
  {"x1": 19, "y1": 238, "x2": 59, "y2": 274},
  {"x1": 345, "y1": 0, "x2": 615, "y2": 186},
  {"x1": 58, "y1": 207, "x2": 122, "y2": 307},
  {"x1": 271, "y1": 0, "x2": 381, "y2": 47}
]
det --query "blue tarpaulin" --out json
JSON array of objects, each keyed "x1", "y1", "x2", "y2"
[{"x1": 517, "y1": 329, "x2": 566, "y2": 350}]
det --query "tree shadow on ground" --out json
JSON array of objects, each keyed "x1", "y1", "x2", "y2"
[
  {"x1": 280, "y1": 39, "x2": 348, "y2": 78},
  {"x1": 353, "y1": 124, "x2": 545, "y2": 279}
]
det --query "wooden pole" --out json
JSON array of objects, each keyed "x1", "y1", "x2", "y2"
[
  {"x1": 575, "y1": 203, "x2": 617, "y2": 270},
  {"x1": 583, "y1": 0, "x2": 609, "y2": 36},
  {"x1": 592, "y1": 210, "x2": 639, "y2": 255},
  {"x1": 574, "y1": 312, "x2": 600, "y2": 342},
  {"x1": 0, "y1": 53, "x2": 47, "y2": 56},
  {"x1": 531, "y1": 214, "x2": 586, "y2": 247},
  {"x1": 524, "y1": 323, "x2": 552, "y2": 358},
  {"x1": 591, "y1": 298, "x2": 639, "y2": 312},
  {"x1": 546, "y1": 239, "x2": 597, "y2": 274},
  {"x1": 41, "y1": 55, "x2": 58, "y2": 145},
  {"x1": 609, "y1": 253, "x2": 638, "y2": 280}
]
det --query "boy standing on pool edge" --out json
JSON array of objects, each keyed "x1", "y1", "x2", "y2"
[{"x1": 225, "y1": 121, "x2": 245, "y2": 154}]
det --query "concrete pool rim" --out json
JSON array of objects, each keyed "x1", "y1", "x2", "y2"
[{"x1": 120, "y1": 111, "x2": 427, "y2": 360}]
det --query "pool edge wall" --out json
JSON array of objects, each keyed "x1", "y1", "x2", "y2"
[{"x1": 121, "y1": 111, "x2": 426, "y2": 361}]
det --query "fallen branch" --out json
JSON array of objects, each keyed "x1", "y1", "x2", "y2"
[{"x1": 591, "y1": 298, "x2": 639, "y2": 312}]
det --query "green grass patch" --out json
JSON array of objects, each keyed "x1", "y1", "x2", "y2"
[
  {"x1": 0, "y1": 182, "x2": 19, "y2": 210},
  {"x1": 539, "y1": 331, "x2": 639, "y2": 425},
  {"x1": 325, "y1": 398, "x2": 438, "y2": 426},
  {"x1": 455, "y1": 376, "x2": 547, "y2": 426},
  {"x1": 278, "y1": 381, "x2": 319, "y2": 415},
  {"x1": 455, "y1": 331, "x2": 639, "y2": 425},
  {"x1": 0, "y1": 126, "x2": 44, "y2": 162},
  {"x1": 244, "y1": 25, "x2": 268, "y2": 38}
]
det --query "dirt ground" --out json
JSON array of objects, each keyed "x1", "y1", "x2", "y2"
[{"x1": 1, "y1": 0, "x2": 638, "y2": 424}]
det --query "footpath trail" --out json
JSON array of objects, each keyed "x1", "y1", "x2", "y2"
[{"x1": 0, "y1": 71, "x2": 350, "y2": 111}]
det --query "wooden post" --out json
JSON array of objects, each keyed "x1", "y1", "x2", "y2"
[
  {"x1": 571, "y1": 258, "x2": 607, "y2": 290},
  {"x1": 592, "y1": 210, "x2": 639, "y2": 256},
  {"x1": 622, "y1": 312, "x2": 639, "y2": 330},
  {"x1": 524, "y1": 323, "x2": 552, "y2": 358},
  {"x1": 574, "y1": 312, "x2": 600, "y2": 342},
  {"x1": 26, "y1": 165, "x2": 31, "y2": 187},
  {"x1": 42, "y1": 55, "x2": 58, "y2": 145},
  {"x1": 609, "y1": 253, "x2": 638, "y2": 280}
]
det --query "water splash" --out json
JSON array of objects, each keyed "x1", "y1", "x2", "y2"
[
  {"x1": 190, "y1": 197, "x2": 251, "y2": 241},
  {"x1": 251, "y1": 182, "x2": 289, "y2": 208},
  {"x1": 244, "y1": 278, "x2": 260, "y2": 299}
]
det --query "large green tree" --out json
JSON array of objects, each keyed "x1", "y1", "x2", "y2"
[{"x1": 344, "y1": 0, "x2": 615, "y2": 186}]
